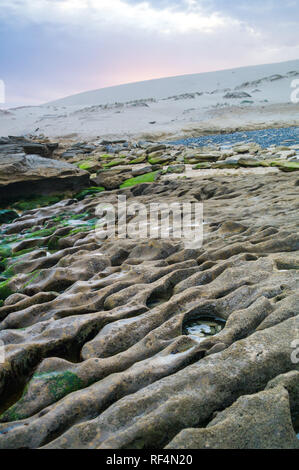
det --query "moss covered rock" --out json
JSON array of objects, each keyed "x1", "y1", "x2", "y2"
[
  {"x1": 98, "y1": 154, "x2": 118, "y2": 161},
  {"x1": 11, "y1": 195, "x2": 62, "y2": 211},
  {"x1": 75, "y1": 186, "x2": 105, "y2": 201},
  {"x1": 193, "y1": 163, "x2": 212, "y2": 170},
  {"x1": 129, "y1": 156, "x2": 147, "y2": 164},
  {"x1": 0, "y1": 279, "x2": 13, "y2": 300},
  {"x1": 76, "y1": 161, "x2": 100, "y2": 173},
  {"x1": 103, "y1": 159, "x2": 125, "y2": 169},
  {"x1": 212, "y1": 161, "x2": 240, "y2": 169},
  {"x1": 271, "y1": 161, "x2": 299, "y2": 172},
  {"x1": 0, "y1": 370, "x2": 84, "y2": 422},
  {"x1": 148, "y1": 153, "x2": 173, "y2": 165},
  {"x1": 166, "y1": 165, "x2": 185, "y2": 174},
  {"x1": 120, "y1": 171, "x2": 160, "y2": 188}
]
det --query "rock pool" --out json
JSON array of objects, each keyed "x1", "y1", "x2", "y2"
[{"x1": 168, "y1": 126, "x2": 299, "y2": 149}]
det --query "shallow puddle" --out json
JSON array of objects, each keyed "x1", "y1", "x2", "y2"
[
  {"x1": 183, "y1": 315, "x2": 226, "y2": 342},
  {"x1": 65, "y1": 219, "x2": 87, "y2": 226}
]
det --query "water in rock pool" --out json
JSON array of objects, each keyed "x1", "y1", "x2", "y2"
[
  {"x1": 167, "y1": 126, "x2": 299, "y2": 149},
  {"x1": 183, "y1": 316, "x2": 226, "y2": 342}
]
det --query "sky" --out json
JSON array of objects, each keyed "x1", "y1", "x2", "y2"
[{"x1": 0, "y1": 0, "x2": 299, "y2": 107}]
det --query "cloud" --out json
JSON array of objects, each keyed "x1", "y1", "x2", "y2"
[
  {"x1": 0, "y1": 0, "x2": 298, "y2": 106},
  {"x1": 0, "y1": 0, "x2": 240, "y2": 34}
]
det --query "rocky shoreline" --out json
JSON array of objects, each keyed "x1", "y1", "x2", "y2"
[
  {"x1": 1, "y1": 133, "x2": 299, "y2": 204},
  {"x1": 0, "y1": 132, "x2": 298, "y2": 449}
]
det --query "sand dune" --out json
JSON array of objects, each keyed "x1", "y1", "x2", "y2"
[{"x1": 1, "y1": 59, "x2": 299, "y2": 140}]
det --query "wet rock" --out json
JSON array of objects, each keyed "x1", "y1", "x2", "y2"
[
  {"x1": 120, "y1": 171, "x2": 161, "y2": 188},
  {"x1": 0, "y1": 137, "x2": 33, "y2": 156},
  {"x1": 205, "y1": 342, "x2": 227, "y2": 356},
  {"x1": 218, "y1": 221, "x2": 247, "y2": 234},
  {"x1": 0, "y1": 137, "x2": 11, "y2": 145},
  {"x1": 278, "y1": 150, "x2": 296, "y2": 159},
  {"x1": 75, "y1": 160, "x2": 101, "y2": 173},
  {"x1": 219, "y1": 150, "x2": 235, "y2": 160},
  {"x1": 103, "y1": 158, "x2": 126, "y2": 169},
  {"x1": 166, "y1": 164, "x2": 185, "y2": 174},
  {"x1": 0, "y1": 210, "x2": 19, "y2": 224},
  {"x1": 233, "y1": 145, "x2": 254, "y2": 154},
  {"x1": 212, "y1": 159, "x2": 240, "y2": 169},
  {"x1": 129, "y1": 156, "x2": 147, "y2": 164},
  {"x1": 271, "y1": 161, "x2": 299, "y2": 172},
  {"x1": 192, "y1": 162, "x2": 212, "y2": 169},
  {"x1": 61, "y1": 150, "x2": 84, "y2": 160},
  {"x1": 148, "y1": 153, "x2": 173, "y2": 165},
  {"x1": 23, "y1": 143, "x2": 58, "y2": 158},
  {"x1": 132, "y1": 166, "x2": 158, "y2": 177},
  {"x1": 92, "y1": 170, "x2": 131, "y2": 190},
  {"x1": 100, "y1": 139, "x2": 127, "y2": 145},
  {"x1": 40, "y1": 317, "x2": 298, "y2": 449},
  {"x1": 238, "y1": 156, "x2": 262, "y2": 167},
  {"x1": 192, "y1": 153, "x2": 220, "y2": 162},
  {"x1": 145, "y1": 145, "x2": 167, "y2": 154}
]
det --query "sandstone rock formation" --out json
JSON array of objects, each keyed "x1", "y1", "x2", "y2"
[
  {"x1": 0, "y1": 170, "x2": 298, "y2": 449},
  {"x1": 0, "y1": 153, "x2": 90, "y2": 203}
]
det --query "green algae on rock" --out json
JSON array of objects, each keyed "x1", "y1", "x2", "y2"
[
  {"x1": 11, "y1": 195, "x2": 63, "y2": 211},
  {"x1": 103, "y1": 159, "x2": 126, "y2": 169},
  {"x1": 271, "y1": 161, "x2": 299, "y2": 172},
  {"x1": 165, "y1": 165, "x2": 185, "y2": 174},
  {"x1": 97, "y1": 154, "x2": 116, "y2": 160},
  {"x1": 130, "y1": 156, "x2": 147, "y2": 164},
  {"x1": 148, "y1": 155, "x2": 172, "y2": 165},
  {"x1": 0, "y1": 370, "x2": 84, "y2": 422},
  {"x1": 192, "y1": 163, "x2": 212, "y2": 170},
  {"x1": 75, "y1": 186, "x2": 105, "y2": 200},
  {"x1": 76, "y1": 160, "x2": 100, "y2": 172},
  {"x1": 120, "y1": 171, "x2": 160, "y2": 188},
  {"x1": 0, "y1": 279, "x2": 14, "y2": 301},
  {"x1": 0, "y1": 244, "x2": 13, "y2": 259}
]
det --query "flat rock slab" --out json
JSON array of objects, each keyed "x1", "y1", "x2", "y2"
[
  {"x1": 0, "y1": 153, "x2": 90, "y2": 202},
  {"x1": 23, "y1": 143, "x2": 58, "y2": 158}
]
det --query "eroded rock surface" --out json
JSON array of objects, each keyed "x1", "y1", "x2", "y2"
[
  {"x1": 0, "y1": 171, "x2": 298, "y2": 449},
  {"x1": 167, "y1": 380, "x2": 299, "y2": 449}
]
